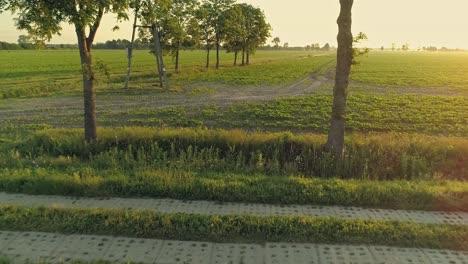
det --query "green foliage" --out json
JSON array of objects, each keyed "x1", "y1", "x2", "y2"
[
  {"x1": 221, "y1": 3, "x2": 271, "y2": 57},
  {"x1": 352, "y1": 32, "x2": 370, "y2": 65},
  {"x1": 5, "y1": 0, "x2": 130, "y2": 44},
  {"x1": 0, "y1": 206, "x2": 467, "y2": 250}
]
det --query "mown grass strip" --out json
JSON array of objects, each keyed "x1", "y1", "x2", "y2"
[
  {"x1": 0, "y1": 206, "x2": 466, "y2": 250},
  {"x1": 0, "y1": 169, "x2": 467, "y2": 212}
]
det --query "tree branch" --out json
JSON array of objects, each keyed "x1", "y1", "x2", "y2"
[{"x1": 86, "y1": 6, "x2": 104, "y2": 49}]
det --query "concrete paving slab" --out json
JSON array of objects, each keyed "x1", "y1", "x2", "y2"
[
  {"x1": 301, "y1": 205, "x2": 337, "y2": 217},
  {"x1": 332, "y1": 207, "x2": 378, "y2": 220},
  {"x1": 264, "y1": 243, "x2": 319, "y2": 264},
  {"x1": 51, "y1": 234, "x2": 114, "y2": 262},
  {"x1": 0, "y1": 231, "x2": 20, "y2": 251},
  {"x1": 174, "y1": 200, "x2": 211, "y2": 214},
  {"x1": 269, "y1": 205, "x2": 303, "y2": 217},
  {"x1": 237, "y1": 203, "x2": 272, "y2": 216},
  {"x1": 432, "y1": 211, "x2": 468, "y2": 226},
  {"x1": 318, "y1": 244, "x2": 374, "y2": 264},
  {"x1": 369, "y1": 246, "x2": 431, "y2": 263},
  {"x1": 211, "y1": 243, "x2": 262, "y2": 264},
  {"x1": 422, "y1": 249, "x2": 468, "y2": 264},
  {"x1": 1, "y1": 192, "x2": 467, "y2": 226},
  {"x1": 206, "y1": 202, "x2": 241, "y2": 215},
  {"x1": 2, "y1": 232, "x2": 63, "y2": 263},
  {"x1": 156, "y1": 240, "x2": 213, "y2": 264},
  {"x1": 0, "y1": 231, "x2": 467, "y2": 263},
  {"x1": 102, "y1": 237, "x2": 163, "y2": 263}
]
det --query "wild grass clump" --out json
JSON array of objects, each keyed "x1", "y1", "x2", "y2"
[
  {"x1": 1, "y1": 168, "x2": 467, "y2": 211},
  {"x1": 20, "y1": 127, "x2": 468, "y2": 180},
  {"x1": 0, "y1": 206, "x2": 467, "y2": 250}
]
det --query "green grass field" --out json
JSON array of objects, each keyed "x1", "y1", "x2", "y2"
[{"x1": 0, "y1": 50, "x2": 334, "y2": 98}]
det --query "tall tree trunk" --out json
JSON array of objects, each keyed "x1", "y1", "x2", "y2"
[
  {"x1": 234, "y1": 50, "x2": 238, "y2": 66},
  {"x1": 175, "y1": 43, "x2": 180, "y2": 73},
  {"x1": 216, "y1": 36, "x2": 220, "y2": 69},
  {"x1": 325, "y1": 0, "x2": 354, "y2": 156},
  {"x1": 152, "y1": 23, "x2": 167, "y2": 88},
  {"x1": 246, "y1": 51, "x2": 250, "y2": 65},
  {"x1": 76, "y1": 29, "x2": 97, "y2": 142},
  {"x1": 241, "y1": 47, "x2": 245, "y2": 66}
]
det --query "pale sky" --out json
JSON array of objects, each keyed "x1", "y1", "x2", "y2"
[{"x1": 1, "y1": 0, "x2": 467, "y2": 49}]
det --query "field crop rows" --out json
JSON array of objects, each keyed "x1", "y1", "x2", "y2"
[
  {"x1": 1, "y1": 93, "x2": 465, "y2": 136},
  {"x1": 352, "y1": 51, "x2": 468, "y2": 90}
]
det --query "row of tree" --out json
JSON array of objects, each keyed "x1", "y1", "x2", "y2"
[{"x1": 132, "y1": 0, "x2": 271, "y2": 72}]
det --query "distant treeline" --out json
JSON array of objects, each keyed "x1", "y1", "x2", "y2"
[
  {"x1": 0, "y1": 39, "x2": 333, "y2": 51},
  {"x1": 0, "y1": 41, "x2": 78, "y2": 50}
]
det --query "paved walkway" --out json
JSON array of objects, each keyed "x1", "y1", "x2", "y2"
[
  {"x1": 0, "y1": 231, "x2": 467, "y2": 264},
  {"x1": 0, "y1": 192, "x2": 467, "y2": 225}
]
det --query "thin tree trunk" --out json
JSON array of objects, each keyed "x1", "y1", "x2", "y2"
[
  {"x1": 325, "y1": 0, "x2": 354, "y2": 156},
  {"x1": 241, "y1": 47, "x2": 245, "y2": 66},
  {"x1": 76, "y1": 29, "x2": 97, "y2": 142},
  {"x1": 175, "y1": 44, "x2": 180, "y2": 73},
  {"x1": 216, "y1": 36, "x2": 220, "y2": 69},
  {"x1": 234, "y1": 50, "x2": 238, "y2": 66},
  {"x1": 206, "y1": 46, "x2": 210, "y2": 68},
  {"x1": 246, "y1": 51, "x2": 250, "y2": 65},
  {"x1": 124, "y1": 7, "x2": 139, "y2": 90},
  {"x1": 152, "y1": 23, "x2": 167, "y2": 88}
]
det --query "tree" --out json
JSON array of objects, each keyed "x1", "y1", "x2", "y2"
[
  {"x1": 17, "y1": 35, "x2": 33, "y2": 49},
  {"x1": 1, "y1": 0, "x2": 130, "y2": 142},
  {"x1": 283, "y1": 42, "x2": 289, "y2": 49},
  {"x1": 325, "y1": 0, "x2": 354, "y2": 156},
  {"x1": 402, "y1": 43, "x2": 409, "y2": 51},
  {"x1": 272, "y1": 37, "x2": 280, "y2": 49},
  {"x1": 322, "y1": 43, "x2": 331, "y2": 51},
  {"x1": 240, "y1": 4, "x2": 271, "y2": 65},
  {"x1": 137, "y1": 0, "x2": 171, "y2": 88},
  {"x1": 380, "y1": 46, "x2": 384, "y2": 51},
  {"x1": 166, "y1": 0, "x2": 199, "y2": 72},
  {"x1": 195, "y1": 3, "x2": 216, "y2": 68},
  {"x1": 221, "y1": 4, "x2": 245, "y2": 66},
  {"x1": 203, "y1": 0, "x2": 235, "y2": 69},
  {"x1": 312, "y1": 43, "x2": 320, "y2": 51}
]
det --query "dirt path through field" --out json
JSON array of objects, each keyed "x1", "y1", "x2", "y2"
[{"x1": 0, "y1": 61, "x2": 335, "y2": 121}]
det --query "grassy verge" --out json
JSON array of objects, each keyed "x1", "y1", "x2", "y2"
[
  {"x1": 0, "y1": 206, "x2": 467, "y2": 250},
  {"x1": 0, "y1": 169, "x2": 467, "y2": 211},
  {"x1": 18, "y1": 127, "x2": 468, "y2": 180}
]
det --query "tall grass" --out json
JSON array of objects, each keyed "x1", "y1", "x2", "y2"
[{"x1": 15, "y1": 127, "x2": 468, "y2": 180}]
